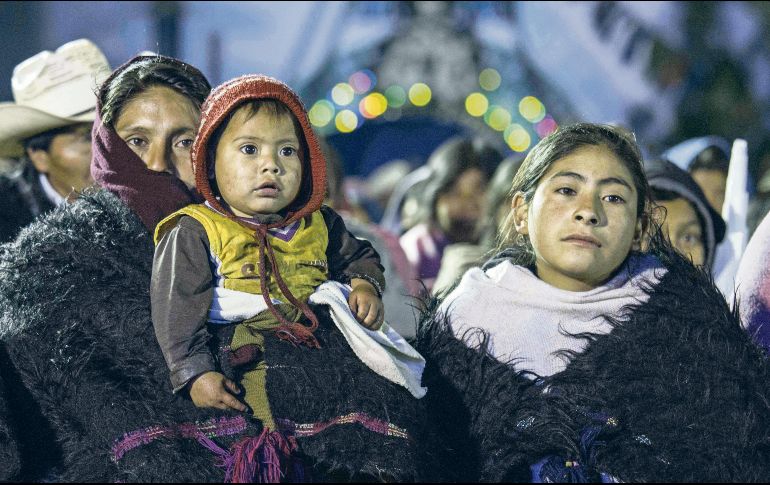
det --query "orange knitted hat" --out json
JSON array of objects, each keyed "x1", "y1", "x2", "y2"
[{"x1": 191, "y1": 74, "x2": 327, "y2": 228}]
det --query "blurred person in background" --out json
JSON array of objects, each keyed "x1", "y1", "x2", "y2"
[
  {"x1": 747, "y1": 138, "x2": 770, "y2": 238},
  {"x1": 0, "y1": 39, "x2": 110, "y2": 243},
  {"x1": 380, "y1": 163, "x2": 432, "y2": 235},
  {"x1": 399, "y1": 136, "x2": 501, "y2": 292},
  {"x1": 361, "y1": 159, "x2": 412, "y2": 223},
  {"x1": 646, "y1": 158, "x2": 726, "y2": 270},
  {"x1": 432, "y1": 154, "x2": 523, "y2": 295},
  {"x1": 662, "y1": 136, "x2": 731, "y2": 214},
  {"x1": 322, "y1": 138, "x2": 421, "y2": 339}
]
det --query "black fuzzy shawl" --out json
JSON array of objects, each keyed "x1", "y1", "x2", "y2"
[
  {"x1": 0, "y1": 189, "x2": 427, "y2": 482},
  {"x1": 417, "y1": 245, "x2": 770, "y2": 482}
]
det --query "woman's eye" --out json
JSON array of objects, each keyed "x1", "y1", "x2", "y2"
[
  {"x1": 127, "y1": 137, "x2": 147, "y2": 148},
  {"x1": 556, "y1": 187, "x2": 575, "y2": 196},
  {"x1": 603, "y1": 194, "x2": 625, "y2": 204},
  {"x1": 280, "y1": 146, "x2": 296, "y2": 157},
  {"x1": 175, "y1": 138, "x2": 193, "y2": 149},
  {"x1": 240, "y1": 144, "x2": 257, "y2": 155}
]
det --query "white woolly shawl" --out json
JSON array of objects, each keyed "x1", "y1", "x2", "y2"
[{"x1": 439, "y1": 254, "x2": 667, "y2": 378}]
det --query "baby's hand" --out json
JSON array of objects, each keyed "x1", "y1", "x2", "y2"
[
  {"x1": 189, "y1": 371, "x2": 247, "y2": 412},
  {"x1": 348, "y1": 278, "x2": 384, "y2": 330}
]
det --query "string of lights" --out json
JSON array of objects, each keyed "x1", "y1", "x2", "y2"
[{"x1": 308, "y1": 67, "x2": 558, "y2": 153}]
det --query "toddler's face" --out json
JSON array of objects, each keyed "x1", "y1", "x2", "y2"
[
  {"x1": 213, "y1": 107, "x2": 302, "y2": 217},
  {"x1": 513, "y1": 145, "x2": 641, "y2": 291}
]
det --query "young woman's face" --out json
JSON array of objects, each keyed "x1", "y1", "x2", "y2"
[
  {"x1": 213, "y1": 107, "x2": 302, "y2": 217},
  {"x1": 115, "y1": 86, "x2": 200, "y2": 189},
  {"x1": 513, "y1": 145, "x2": 642, "y2": 291},
  {"x1": 435, "y1": 167, "x2": 488, "y2": 243},
  {"x1": 657, "y1": 197, "x2": 705, "y2": 266}
]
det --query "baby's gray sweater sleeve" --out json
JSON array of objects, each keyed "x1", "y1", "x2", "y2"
[{"x1": 151, "y1": 216, "x2": 216, "y2": 393}]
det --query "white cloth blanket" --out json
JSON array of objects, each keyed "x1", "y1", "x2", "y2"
[{"x1": 208, "y1": 281, "x2": 427, "y2": 399}]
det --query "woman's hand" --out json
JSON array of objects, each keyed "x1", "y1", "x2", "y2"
[
  {"x1": 348, "y1": 278, "x2": 385, "y2": 330},
  {"x1": 188, "y1": 371, "x2": 247, "y2": 412}
]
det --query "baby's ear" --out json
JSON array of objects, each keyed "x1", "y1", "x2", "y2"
[{"x1": 511, "y1": 192, "x2": 529, "y2": 236}]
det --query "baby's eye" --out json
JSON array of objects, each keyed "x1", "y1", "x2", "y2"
[
  {"x1": 175, "y1": 138, "x2": 193, "y2": 149},
  {"x1": 556, "y1": 187, "x2": 576, "y2": 196},
  {"x1": 240, "y1": 144, "x2": 257, "y2": 155},
  {"x1": 603, "y1": 194, "x2": 625, "y2": 204},
  {"x1": 280, "y1": 146, "x2": 297, "y2": 157}
]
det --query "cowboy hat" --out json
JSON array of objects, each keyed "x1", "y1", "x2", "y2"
[{"x1": 0, "y1": 38, "x2": 111, "y2": 158}]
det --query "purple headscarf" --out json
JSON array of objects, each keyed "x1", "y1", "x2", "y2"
[{"x1": 90, "y1": 55, "x2": 206, "y2": 232}]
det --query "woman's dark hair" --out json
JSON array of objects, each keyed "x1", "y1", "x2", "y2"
[
  {"x1": 479, "y1": 154, "x2": 524, "y2": 247},
  {"x1": 689, "y1": 145, "x2": 730, "y2": 174},
  {"x1": 99, "y1": 55, "x2": 211, "y2": 127},
  {"x1": 497, "y1": 123, "x2": 653, "y2": 263},
  {"x1": 420, "y1": 136, "x2": 502, "y2": 223}
]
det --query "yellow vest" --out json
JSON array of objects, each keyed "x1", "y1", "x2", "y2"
[{"x1": 155, "y1": 204, "x2": 329, "y2": 302}]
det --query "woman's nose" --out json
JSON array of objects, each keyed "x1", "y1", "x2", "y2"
[
  {"x1": 144, "y1": 144, "x2": 171, "y2": 173},
  {"x1": 574, "y1": 197, "x2": 601, "y2": 225}
]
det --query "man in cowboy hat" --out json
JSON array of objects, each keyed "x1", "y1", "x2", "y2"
[{"x1": 0, "y1": 39, "x2": 110, "y2": 243}]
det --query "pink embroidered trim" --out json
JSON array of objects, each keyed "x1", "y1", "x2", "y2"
[
  {"x1": 111, "y1": 415, "x2": 248, "y2": 462},
  {"x1": 276, "y1": 412, "x2": 410, "y2": 440}
]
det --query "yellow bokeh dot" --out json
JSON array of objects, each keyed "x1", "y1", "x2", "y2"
[
  {"x1": 505, "y1": 124, "x2": 532, "y2": 152},
  {"x1": 486, "y1": 106, "x2": 511, "y2": 131},
  {"x1": 335, "y1": 110, "x2": 358, "y2": 133},
  {"x1": 519, "y1": 96, "x2": 546, "y2": 123},
  {"x1": 408, "y1": 83, "x2": 432, "y2": 107},
  {"x1": 331, "y1": 83, "x2": 355, "y2": 106},
  {"x1": 465, "y1": 92, "x2": 489, "y2": 117},
  {"x1": 363, "y1": 92, "x2": 388, "y2": 118},
  {"x1": 308, "y1": 100, "x2": 335, "y2": 127},
  {"x1": 479, "y1": 68, "x2": 501, "y2": 91}
]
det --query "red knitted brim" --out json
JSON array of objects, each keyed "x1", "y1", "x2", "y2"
[{"x1": 191, "y1": 75, "x2": 327, "y2": 228}]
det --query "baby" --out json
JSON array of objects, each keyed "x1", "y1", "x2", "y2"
[{"x1": 151, "y1": 76, "x2": 386, "y2": 423}]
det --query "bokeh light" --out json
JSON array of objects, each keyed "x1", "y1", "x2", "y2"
[
  {"x1": 335, "y1": 110, "x2": 358, "y2": 133},
  {"x1": 485, "y1": 106, "x2": 511, "y2": 131},
  {"x1": 505, "y1": 124, "x2": 532, "y2": 152},
  {"x1": 359, "y1": 92, "x2": 388, "y2": 119},
  {"x1": 308, "y1": 100, "x2": 335, "y2": 127},
  {"x1": 331, "y1": 83, "x2": 355, "y2": 106},
  {"x1": 408, "y1": 83, "x2": 432, "y2": 106},
  {"x1": 519, "y1": 96, "x2": 546, "y2": 123},
  {"x1": 465, "y1": 92, "x2": 489, "y2": 117},
  {"x1": 349, "y1": 70, "x2": 376, "y2": 94},
  {"x1": 535, "y1": 115, "x2": 559, "y2": 137},
  {"x1": 384, "y1": 85, "x2": 407, "y2": 108},
  {"x1": 479, "y1": 68, "x2": 502, "y2": 91}
]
